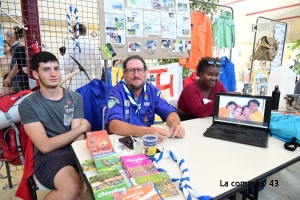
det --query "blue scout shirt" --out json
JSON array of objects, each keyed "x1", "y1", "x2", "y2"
[
  {"x1": 76, "y1": 79, "x2": 112, "y2": 131},
  {"x1": 105, "y1": 81, "x2": 176, "y2": 127}
]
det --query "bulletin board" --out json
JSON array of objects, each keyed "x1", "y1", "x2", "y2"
[{"x1": 98, "y1": 0, "x2": 192, "y2": 60}]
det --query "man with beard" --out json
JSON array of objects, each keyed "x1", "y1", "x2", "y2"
[
  {"x1": 18, "y1": 52, "x2": 90, "y2": 199},
  {"x1": 105, "y1": 55, "x2": 185, "y2": 143}
]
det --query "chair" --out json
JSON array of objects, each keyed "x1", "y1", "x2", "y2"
[
  {"x1": 168, "y1": 99, "x2": 178, "y2": 109},
  {"x1": 16, "y1": 137, "x2": 51, "y2": 200},
  {"x1": 28, "y1": 174, "x2": 50, "y2": 200}
]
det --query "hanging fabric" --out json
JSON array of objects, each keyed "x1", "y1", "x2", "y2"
[
  {"x1": 185, "y1": 12, "x2": 213, "y2": 70},
  {"x1": 219, "y1": 56, "x2": 237, "y2": 92},
  {"x1": 213, "y1": 11, "x2": 235, "y2": 49},
  {"x1": 67, "y1": 5, "x2": 81, "y2": 52}
]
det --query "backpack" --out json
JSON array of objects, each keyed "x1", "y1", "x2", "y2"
[
  {"x1": 270, "y1": 113, "x2": 300, "y2": 151},
  {"x1": 252, "y1": 36, "x2": 278, "y2": 61},
  {"x1": 0, "y1": 90, "x2": 32, "y2": 165}
]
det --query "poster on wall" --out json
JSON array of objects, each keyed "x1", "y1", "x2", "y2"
[
  {"x1": 125, "y1": 8, "x2": 143, "y2": 37},
  {"x1": 99, "y1": 0, "x2": 191, "y2": 59},
  {"x1": 252, "y1": 71, "x2": 269, "y2": 96},
  {"x1": 105, "y1": 14, "x2": 126, "y2": 44},
  {"x1": 270, "y1": 23, "x2": 286, "y2": 71},
  {"x1": 109, "y1": 62, "x2": 183, "y2": 101}
]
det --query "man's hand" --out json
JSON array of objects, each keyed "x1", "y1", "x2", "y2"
[
  {"x1": 170, "y1": 124, "x2": 185, "y2": 138},
  {"x1": 150, "y1": 127, "x2": 170, "y2": 143},
  {"x1": 3, "y1": 76, "x2": 11, "y2": 87}
]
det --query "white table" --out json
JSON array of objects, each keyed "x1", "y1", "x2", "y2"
[{"x1": 71, "y1": 117, "x2": 300, "y2": 199}]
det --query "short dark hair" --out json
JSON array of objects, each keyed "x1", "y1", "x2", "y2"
[
  {"x1": 123, "y1": 55, "x2": 147, "y2": 70},
  {"x1": 31, "y1": 51, "x2": 59, "y2": 71},
  {"x1": 13, "y1": 26, "x2": 24, "y2": 40},
  {"x1": 248, "y1": 99, "x2": 260, "y2": 107},
  {"x1": 196, "y1": 57, "x2": 221, "y2": 75},
  {"x1": 59, "y1": 46, "x2": 66, "y2": 54},
  {"x1": 242, "y1": 105, "x2": 249, "y2": 112},
  {"x1": 226, "y1": 101, "x2": 237, "y2": 108},
  {"x1": 112, "y1": 60, "x2": 118, "y2": 66},
  {"x1": 73, "y1": 23, "x2": 86, "y2": 35}
]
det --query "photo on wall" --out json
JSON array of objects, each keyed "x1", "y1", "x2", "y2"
[
  {"x1": 128, "y1": 42, "x2": 141, "y2": 52},
  {"x1": 161, "y1": 39, "x2": 172, "y2": 49},
  {"x1": 145, "y1": 40, "x2": 157, "y2": 49}
]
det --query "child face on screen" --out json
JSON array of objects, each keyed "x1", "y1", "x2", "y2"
[
  {"x1": 243, "y1": 107, "x2": 251, "y2": 117},
  {"x1": 234, "y1": 107, "x2": 242, "y2": 117},
  {"x1": 227, "y1": 104, "x2": 236, "y2": 114}
]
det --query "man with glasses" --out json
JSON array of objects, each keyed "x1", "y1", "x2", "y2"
[{"x1": 105, "y1": 55, "x2": 185, "y2": 143}]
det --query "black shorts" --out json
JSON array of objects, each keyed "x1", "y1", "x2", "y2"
[{"x1": 34, "y1": 148, "x2": 79, "y2": 190}]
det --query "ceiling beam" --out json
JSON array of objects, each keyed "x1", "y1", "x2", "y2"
[
  {"x1": 277, "y1": 15, "x2": 300, "y2": 21},
  {"x1": 246, "y1": 3, "x2": 300, "y2": 16},
  {"x1": 223, "y1": 0, "x2": 245, "y2": 6}
]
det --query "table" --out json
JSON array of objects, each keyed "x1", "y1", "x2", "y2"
[{"x1": 71, "y1": 117, "x2": 300, "y2": 200}]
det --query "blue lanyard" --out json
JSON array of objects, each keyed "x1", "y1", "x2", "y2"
[{"x1": 153, "y1": 149, "x2": 212, "y2": 200}]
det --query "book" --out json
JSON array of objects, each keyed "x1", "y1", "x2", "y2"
[
  {"x1": 89, "y1": 169, "x2": 128, "y2": 200},
  {"x1": 86, "y1": 130, "x2": 114, "y2": 157},
  {"x1": 94, "y1": 154, "x2": 124, "y2": 172},
  {"x1": 81, "y1": 159, "x2": 97, "y2": 172},
  {"x1": 130, "y1": 172, "x2": 180, "y2": 199},
  {"x1": 113, "y1": 182, "x2": 163, "y2": 200},
  {"x1": 120, "y1": 154, "x2": 159, "y2": 178}
]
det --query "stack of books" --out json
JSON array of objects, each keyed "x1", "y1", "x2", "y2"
[
  {"x1": 86, "y1": 130, "x2": 129, "y2": 200},
  {"x1": 85, "y1": 132, "x2": 179, "y2": 199}
]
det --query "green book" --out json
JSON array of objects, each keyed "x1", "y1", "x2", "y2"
[
  {"x1": 130, "y1": 172, "x2": 180, "y2": 198},
  {"x1": 89, "y1": 170, "x2": 128, "y2": 200},
  {"x1": 94, "y1": 154, "x2": 124, "y2": 172}
]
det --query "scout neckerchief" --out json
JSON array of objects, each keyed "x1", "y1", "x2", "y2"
[
  {"x1": 153, "y1": 149, "x2": 212, "y2": 200},
  {"x1": 67, "y1": 5, "x2": 81, "y2": 53},
  {"x1": 121, "y1": 79, "x2": 147, "y2": 115}
]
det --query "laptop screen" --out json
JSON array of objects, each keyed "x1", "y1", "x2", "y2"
[{"x1": 213, "y1": 93, "x2": 272, "y2": 130}]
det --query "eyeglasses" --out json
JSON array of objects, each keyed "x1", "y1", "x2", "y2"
[
  {"x1": 125, "y1": 68, "x2": 146, "y2": 75},
  {"x1": 207, "y1": 59, "x2": 221, "y2": 66}
]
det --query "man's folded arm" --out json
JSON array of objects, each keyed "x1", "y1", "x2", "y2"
[{"x1": 24, "y1": 118, "x2": 90, "y2": 154}]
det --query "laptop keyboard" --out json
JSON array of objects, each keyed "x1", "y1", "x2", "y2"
[
  {"x1": 204, "y1": 125, "x2": 269, "y2": 147},
  {"x1": 213, "y1": 125, "x2": 267, "y2": 139}
]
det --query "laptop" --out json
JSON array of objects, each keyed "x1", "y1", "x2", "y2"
[{"x1": 203, "y1": 93, "x2": 273, "y2": 147}]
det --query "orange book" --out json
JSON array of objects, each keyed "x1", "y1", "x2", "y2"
[
  {"x1": 113, "y1": 182, "x2": 163, "y2": 200},
  {"x1": 86, "y1": 130, "x2": 114, "y2": 156}
]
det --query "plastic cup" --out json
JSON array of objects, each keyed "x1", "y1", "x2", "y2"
[
  {"x1": 143, "y1": 134, "x2": 158, "y2": 156},
  {"x1": 133, "y1": 140, "x2": 144, "y2": 154}
]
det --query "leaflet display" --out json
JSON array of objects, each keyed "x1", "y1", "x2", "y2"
[{"x1": 98, "y1": 0, "x2": 191, "y2": 59}]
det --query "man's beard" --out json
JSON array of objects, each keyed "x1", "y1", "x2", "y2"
[
  {"x1": 127, "y1": 78, "x2": 144, "y2": 91},
  {"x1": 39, "y1": 76, "x2": 60, "y2": 89},
  {"x1": 130, "y1": 83, "x2": 144, "y2": 91}
]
